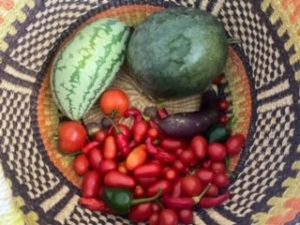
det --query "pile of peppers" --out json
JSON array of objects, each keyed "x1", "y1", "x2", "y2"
[{"x1": 58, "y1": 84, "x2": 247, "y2": 225}]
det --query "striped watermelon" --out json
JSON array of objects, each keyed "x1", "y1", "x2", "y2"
[{"x1": 51, "y1": 19, "x2": 131, "y2": 120}]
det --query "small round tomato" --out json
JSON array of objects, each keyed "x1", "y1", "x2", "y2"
[
  {"x1": 175, "y1": 148, "x2": 184, "y2": 156},
  {"x1": 208, "y1": 143, "x2": 227, "y2": 161},
  {"x1": 179, "y1": 150, "x2": 198, "y2": 166},
  {"x1": 213, "y1": 173, "x2": 230, "y2": 188},
  {"x1": 164, "y1": 168, "x2": 178, "y2": 182},
  {"x1": 134, "y1": 185, "x2": 145, "y2": 198},
  {"x1": 178, "y1": 209, "x2": 194, "y2": 224},
  {"x1": 181, "y1": 176, "x2": 203, "y2": 197},
  {"x1": 218, "y1": 99, "x2": 230, "y2": 112},
  {"x1": 94, "y1": 130, "x2": 107, "y2": 144},
  {"x1": 73, "y1": 155, "x2": 90, "y2": 176},
  {"x1": 211, "y1": 162, "x2": 227, "y2": 174},
  {"x1": 197, "y1": 168, "x2": 214, "y2": 184},
  {"x1": 58, "y1": 121, "x2": 87, "y2": 153},
  {"x1": 159, "y1": 209, "x2": 178, "y2": 225},
  {"x1": 219, "y1": 115, "x2": 230, "y2": 125},
  {"x1": 149, "y1": 213, "x2": 159, "y2": 225},
  {"x1": 152, "y1": 203, "x2": 161, "y2": 213},
  {"x1": 173, "y1": 160, "x2": 187, "y2": 174},
  {"x1": 206, "y1": 184, "x2": 219, "y2": 197},
  {"x1": 226, "y1": 134, "x2": 246, "y2": 156},
  {"x1": 99, "y1": 89, "x2": 129, "y2": 117},
  {"x1": 147, "y1": 128, "x2": 160, "y2": 140}
]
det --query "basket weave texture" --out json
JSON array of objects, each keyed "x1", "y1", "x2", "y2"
[{"x1": 0, "y1": 0, "x2": 300, "y2": 225}]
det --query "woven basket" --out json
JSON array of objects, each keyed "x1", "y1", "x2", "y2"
[{"x1": 0, "y1": 0, "x2": 300, "y2": 225}]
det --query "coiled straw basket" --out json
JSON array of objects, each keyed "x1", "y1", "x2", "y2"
[{"x1": 0, "y1": 0, "x2": 300, "y2": 224}]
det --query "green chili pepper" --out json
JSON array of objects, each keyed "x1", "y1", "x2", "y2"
[{"x1": 103, "y1": 188, "x2": 162, "y2": 215}]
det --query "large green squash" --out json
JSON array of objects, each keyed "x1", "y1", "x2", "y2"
[{"x1": 127, "y1": 8, "x2": 228, "y2": 99}]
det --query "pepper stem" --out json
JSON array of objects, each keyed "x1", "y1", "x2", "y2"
[
  {"x1": 131, "y1": 189, "x2": 163, "y2": 206},
  {"x1": 104, "y1": 116, "x2": 122, "y2": 135},
  {"x1": 193, "y1": 183, "x2": 212, "y2": 203}
]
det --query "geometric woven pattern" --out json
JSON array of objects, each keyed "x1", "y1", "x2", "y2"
[{"x1": 1, "y1": 0, "x2": 300, "y2": 225}]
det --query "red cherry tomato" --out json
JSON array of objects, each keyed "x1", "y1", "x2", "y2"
[
  {"x1": 94, "y1": 130, "x2": 107, "y2": 144},
  {"x1": 218, "y1": 99, "x2": 230, "y2": 112},
  {"x1": 206, "y1": 184, "x2": 219, "y2": 197},
  {"x1": 179, "y1": 150, "x2": 198, "y2": 166},
  {"x1": 226, "y1": 134, "x2": 246, "y2": 156},
  {"x1": 99, "y1": 89, "x2": 129, "y2": 117},
  {"x1": 175, "y1": 148, "x2": 184, "y2": 156},
  {"x1": 103, "y1": 135, "x2": 118, "y2": 160},
  {"x1": 164, "y1": 168, "x2": 178, "y2": 182},
  {"x1": 212, "y1": 74, "x2": 225, "y2": 86},
  {"x1": 73, "y1": 154, "x2": 90, "y2": 176},
  {"x1": 152, "y1": 203, "x2": 161, "y2": 213},
  {"x1": 58, "y1": 122, "x2": 87, "y2": 153},
  {"x1": 213, "y1": 173, "x2": 230, "y2": 188},
  {"x1": 219, "y1": 115, "x2": 230, "y2": 125},
  {"x1": 181, "y1": 176, "x2": 203, "y2": 197},
  {"x1": 134, "y1": 185, "x2": 145, "y2": 198},
  {"x1": 147, "y1": 128, "x2": 160, "y2": 140},
  {"x1": 149, "y1": 213, "x2": 159, "y2": 225},
  {"x1": 208, "y1": 143, "x2": 227, "y2": 161},
  {"x1": 88, "y1": 148, "x2": 103, "y2": 171},
  {"x1": 99, "y1": 159, "x2": 117, "y2": 175},
  {"x1": 159, "y1": 209, "x2": 178, "y2": 225},
  {"x1": 211, "y1": 162, "x2": 227, "y2": 174},
  {"x1": 191, "y1": 136, "x2": 207, "y2": 159},
  {"x1": 179, "y1": 209, "x2": 194, "y2": 224},
  {"x1": 203, "y1": 160, "x2": 212, "y2": 169},
  {"x1": 173, "y1": 160, "x2": 187, "y2": 174},
  {"x1": 197, "y1": 168, "x2": 214, "y2": 184}
]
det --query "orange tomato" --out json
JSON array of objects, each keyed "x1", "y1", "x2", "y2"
[
  {"x1": 99, "y1": 89, "x2": 129, "y2": 117},
  {"x1": 126, "y1": 144, "x2": 147, "y2": 171}
]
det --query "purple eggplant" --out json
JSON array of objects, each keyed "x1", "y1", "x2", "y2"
[{"x1": 155, "y1": 108, "x2": 219, "y2": 138}]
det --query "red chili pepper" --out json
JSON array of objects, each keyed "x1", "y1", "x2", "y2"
[
  {"x1": 133, "y1": 120, "x2": 149, "y2": 144},
  {"x1": 82, "y1": 171, "x2": 101, "y2": 198},
  {"x1": 149, "y1": 119, "x2": 160, "y2": 130},
  {"x1": 129, "y1": 140, "x2": 139, "y2": 151},
  {"x1": 153, "y1": 149, "x2": 176, "y2": 164},
  {"x1": 172, "y1": 180, "x2": 182, "y2": 197},
  {"x1": 158, "y1": 108, "x2": 169, "y2": 119},
  {"x1": 133, "y1": 163, "x2": 163, "y2": 178},
  {"x1": 129, "y1": 203, "x2": 153, "y2": 222},
  {"x1": 199, "y1": 192, "x2": 230, "y2": 208},
  {"x1": 146, "y1": 138, "x2": 159, "y2": 154},
  {"x1": 163, "y1": 196, "x2": 195, "y2": 210},
  {"x1": 116, "y1": 135, "x2": 131, "y2": 157},
  {"x1": 165, "y1": 184, "x2": 213, "y2": 210},
  {"x1": 104, "y1": 170, "x2": 136, "y2": 189},
  {"x1": 160, "y1": 138, "x2": 187, "y2": 152},
  {"x1": 82, "y1": 141, "x2": 101, "y2": 154},
  {"x1": 137, "y1": 177, "x2": 158, "y2": 188},
  {"x1": 114, "y1": 124, "x2": 132, "y2": 141},
  {"x1": 79, "y1": 198, "x2": 111, "y2": 213},
  {"x1": 147, "y1": 180, "x2": 172, "y2": 197},
  {"x1": 124, "y1": 107, "x2": 143, "y2": 122}
]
